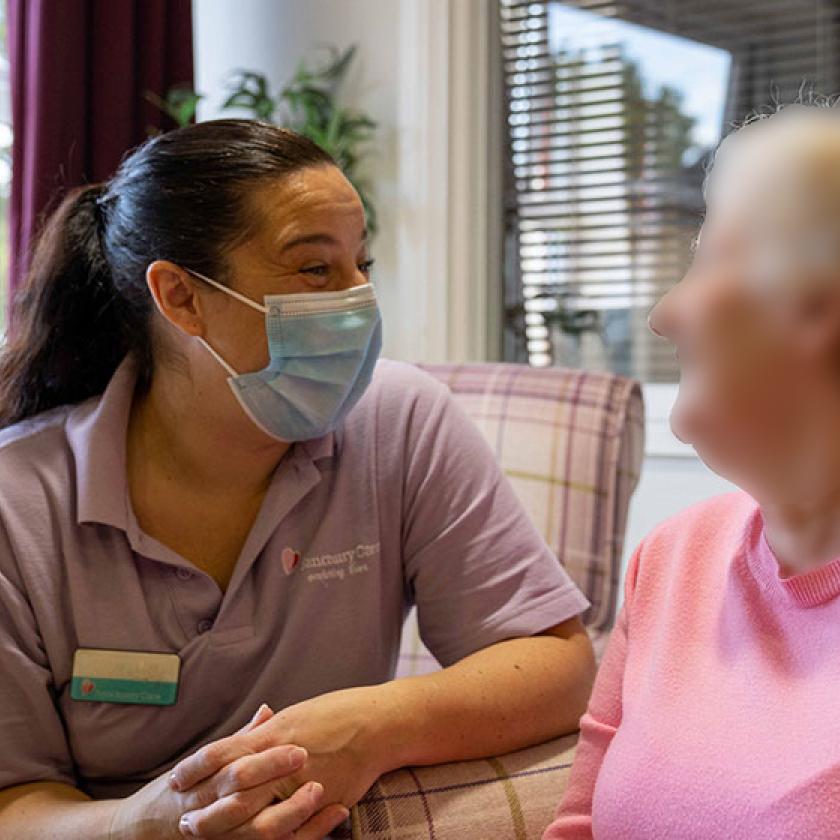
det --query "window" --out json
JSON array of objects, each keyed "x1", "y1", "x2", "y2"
[{"x1": 501, "y1": 0, "x2": 840, "y2": 382}]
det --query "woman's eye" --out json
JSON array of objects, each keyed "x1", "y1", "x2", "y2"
[
  {"x1": 300, "y1": 259, "x2": 375, "y2": 278},
  {"x1": 300, "y1": 265, "x2": 329, "y2": 277}
]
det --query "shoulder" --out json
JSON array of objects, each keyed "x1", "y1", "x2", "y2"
[
  {"x1": 347, "y1": 359, "x2": 451, "y2": 428},
  {"x1": 366, "y1": 359, "x2": 449, "y2": 401},
  {"x1": 343, "y1": 359, "x2": 493, "y2": 476},
  {"x1": 627, "y1": 491, "x2": 757, "y2": 597},
  {"x1": 0, "y1": 405, "x2": 75, "y2": 478},
  {"x1": 643, "y1": 491, "x2": 756, "y2": 552},
  {"x1": 0, "y1": 406, "x2": 81, "y2": 579},
  {"x1": 0, "y1": 399, "x2": 92, "y2": 532}
]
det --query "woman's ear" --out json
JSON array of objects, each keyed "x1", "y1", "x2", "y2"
[{"x1": 145, "y1": 260, "x2": 205, "y2": 338}]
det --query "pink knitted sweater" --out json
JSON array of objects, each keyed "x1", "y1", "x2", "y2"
[{"x1": 545, "y1": 492, "x2": 840, "y2": 840}]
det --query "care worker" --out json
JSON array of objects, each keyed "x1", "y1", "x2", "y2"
[{"x1": 0, "y1": 120, "x2": 595, "y2": 839}]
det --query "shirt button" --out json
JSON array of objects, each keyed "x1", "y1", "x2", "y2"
[
  {"x1": 196, "y1": 619, "x2": 214, "y2": 634},
  {"x1": 175, "y1": 568, "x2": 194, "y2": 581}
]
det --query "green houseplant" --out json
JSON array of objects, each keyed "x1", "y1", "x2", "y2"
[{"x1": 147, "y1": 46, "x2": 378, "y2": 232}]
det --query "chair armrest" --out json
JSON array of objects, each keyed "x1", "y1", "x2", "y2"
[{"x1": 350, "y1": 731, "x2": 579, "y2": 839}]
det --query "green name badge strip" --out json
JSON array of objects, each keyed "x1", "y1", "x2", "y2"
[{"x1": 71, "y1": 648, "x2": 180, "y2": 706}]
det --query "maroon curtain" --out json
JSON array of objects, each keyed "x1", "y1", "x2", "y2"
[{"x1": 7, "y1": 0, "x2": 193, "y2": 300}]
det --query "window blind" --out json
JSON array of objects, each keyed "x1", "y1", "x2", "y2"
[{"x1": 500, "y1": 0, "x2": 840, "y2": 381}]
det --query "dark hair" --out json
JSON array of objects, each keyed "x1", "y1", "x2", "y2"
[{"x1": 0, "y1": 119, "x2": 334, "y2": 427}]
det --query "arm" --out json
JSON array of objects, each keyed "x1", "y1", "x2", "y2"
[
  {"x1": 0, "y1": 525, "x2": 121, "y2": 839},
  {"x1": 377, "y1": 616, "x2": 595, "y2": 768},
  {"x1": 169, "y1": 617, "x2": 595, "y2": 825},
  {"x1": 0, "y1": 782, "x2": 118, "y2": 840},
  {"x1": 0, "y1": 714, "x2": 347, "y2": 840},
  {"x1": 542, "y1": 548, "x2": 639, "y2": 840},
  {"x1": 0, "y1": 525, "x2": 106, "y2": 837}
]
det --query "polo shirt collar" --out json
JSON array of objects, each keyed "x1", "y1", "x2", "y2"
[
  {"x1": 66, "y1": 355, "x2": 339, "y2": 530},
  {"x1": 66, "y1": 355, "x2": 137, "y2": 529},
  {"x1": 298, "y1": 428, "x2": 339, "y2": 462}
]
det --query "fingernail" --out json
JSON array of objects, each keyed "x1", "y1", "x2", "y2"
[
  {"x1": 289, "y1": 746, "x2": 308, "y2": 767},
  {"x1": 169, "y1": 772, "x2": 182, "y2": 792},
  {"x1": 307, "y1": 781, "x2": 324, "y2": 801},
  {"x1": 334, "y1": 805, "x2": 351, "y2": 825},
  {"x1": 178, "y1": 815, "x2": 195, "y2": 836},
  {"x1": 251, "y1": 704, "x2": 267, "y2": 722}
]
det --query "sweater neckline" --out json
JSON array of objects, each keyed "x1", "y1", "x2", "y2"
[{"x1": 745, "y1": 508, "x2": 840, "y2": 607}]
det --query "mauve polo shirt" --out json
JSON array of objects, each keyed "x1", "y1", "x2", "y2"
[{"x1": 0, "y1": 355, "x2": 588, "y2": 799}]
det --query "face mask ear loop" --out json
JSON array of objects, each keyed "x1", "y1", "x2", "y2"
[
  {"x1": 186, "y1": 268, "x2": 269, "y2": 314},
  {"x1": 198, "y1": 337, "x2": 240, "y2": 378}
]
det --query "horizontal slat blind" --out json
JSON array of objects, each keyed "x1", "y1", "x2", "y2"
[{"x1": 500, "y1": 0, "x2": 840, "y2": 381}]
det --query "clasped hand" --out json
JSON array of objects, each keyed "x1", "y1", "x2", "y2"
[{"x1": 115, "y1": 687, "x2": 389, "y2": 840}]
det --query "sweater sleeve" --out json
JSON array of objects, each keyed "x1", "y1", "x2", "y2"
[{"x1": 542, "y1": 544, "x2": 642, "y2": 839}]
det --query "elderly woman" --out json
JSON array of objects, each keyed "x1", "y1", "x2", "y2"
[
  {"x1": 544, "y1": 103, "x2": 840, "y2": 839},
  {"x1": 0, "y1": 120, "x2": 596, "y2": 839}
]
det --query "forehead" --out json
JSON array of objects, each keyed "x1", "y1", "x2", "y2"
[
  {"x1": 247, "y1": 165, "x2": 364, "y2": 244},
  {"x1": 705, "y1": 109, "x2": 840, "y2": 229}
]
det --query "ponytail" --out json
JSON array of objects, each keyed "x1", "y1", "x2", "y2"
[{"x1": 0, "y1": 184, "x2": 150, "y2": 427}]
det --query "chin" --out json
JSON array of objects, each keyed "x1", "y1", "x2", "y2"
[
  {"x1": 668, "y1": 397, "x2": 697, "y2": 446},
  {"x1": 670, "y1": 403, "x2": 743, "y2": 484}
]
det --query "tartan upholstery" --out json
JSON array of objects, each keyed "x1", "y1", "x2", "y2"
[
  {"x1": 352, "y1": 732, "x2": 579, "y2": 840},
  {"x1": 352, "y1": 363, "x2": 644, "y2": 840}
]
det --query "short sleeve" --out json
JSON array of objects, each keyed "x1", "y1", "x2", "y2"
[
  {"x1": 401, "y1": 378, "x2": 589, "y2": 666},
  {"x1": 0, "y1": 518, "x2": 77, "y2": 791}
]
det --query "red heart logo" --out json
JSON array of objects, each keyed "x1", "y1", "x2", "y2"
[{"x1": 281, "y1": 547, "x2": 301, "y2": 576}]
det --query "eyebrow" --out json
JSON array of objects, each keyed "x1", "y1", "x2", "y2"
[{"x1": 280, "y1": 229, "x2": 369, "y2": 253}]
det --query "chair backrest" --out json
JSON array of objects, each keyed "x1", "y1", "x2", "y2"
[{"x1": 396, "y1": 363, "x2": 645, "y2": 677}]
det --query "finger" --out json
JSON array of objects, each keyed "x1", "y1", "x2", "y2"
[
  {"x1": 293, "y1": 803, "x2": 352, "y2": 840},
  {"x1": 171, "y1": 734, "x2": 258, "y2": 793},
  {"x1": 171, "y1": 705, "x2": 274, "y2": 793},
  {"x1": 179, "y1": 780, "x2": 274, "y2": 837},
  {"x1": 216, "y1": 744, "x2": 307, "y2": 797},
  {"x1": 235, "y1": 704, "x2": 274, "y2": 736},
  {"x1": 220, "y1": 781, "x2": 325, "y2": 840},
  {"x1": 181, "y1": 744, "x2": 307, "y2": 820}
]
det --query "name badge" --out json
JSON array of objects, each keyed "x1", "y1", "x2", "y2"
[{"x1": 71, "y1": 648, "x2": 180, "y2": 706}]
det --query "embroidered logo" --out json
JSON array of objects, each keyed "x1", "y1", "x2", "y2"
[
  {"x1": 301, "y1": 542, "x2": 380, "y2": 585},
  {"x1": 281, "y1": 547, "x2": 302, "y2": 576}
]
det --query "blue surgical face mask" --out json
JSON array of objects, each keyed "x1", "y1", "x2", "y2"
[{"x1": 190, "y1": 270, "x2": 382, "y2": 442}]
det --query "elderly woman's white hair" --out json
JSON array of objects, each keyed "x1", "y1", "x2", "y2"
[{"x1": 696, "y1": 94, "x2": 840, "y2": 286}]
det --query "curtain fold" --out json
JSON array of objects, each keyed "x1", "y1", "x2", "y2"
[{"x1": 7, "y1": 0, "x2": 193, "y2": 301}]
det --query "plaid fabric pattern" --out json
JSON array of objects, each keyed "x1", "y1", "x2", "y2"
[
  {"x1": 353, "y1": 732, "x2": 580, "y2": 840},
  {"x1": 353, "y1": 364, "x2": 644, "y2": 839}
]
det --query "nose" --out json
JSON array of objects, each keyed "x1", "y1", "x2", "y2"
[
  {"x1": 333, "y1": 273, "x2": 368, "y2": 292},
  {"x1": 647, "y1": 301, "x2": 665, "y2": 338},
  {"x1": 647, "y1": 285, "x2": 678, "y2": 340}
]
